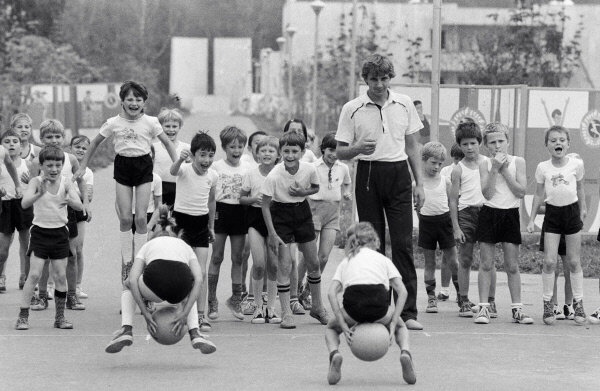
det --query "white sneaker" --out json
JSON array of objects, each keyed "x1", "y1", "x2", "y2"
[
  {"x1": 474, "y1": 305, "x2": 490, "y2": 324},
  {"x1": 76, "y1": 286, "x2": 88, "y2": 299},
  {"x1": 554, "y1": 305, "x2": 565, "y2": 320}
]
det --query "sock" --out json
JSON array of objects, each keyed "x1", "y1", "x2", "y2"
[
  {"x1": 329, "y1": 350, "x2": 339, "y2": 362},
  {"x1": 19, "y1": 307, "x2": 29, "y2": 318},
  {"x1": 542, "y1": 272, "x2": 555, "y2": 301},
  {"x1": 39, "y1": 291, "x2": 48, "y2": 300},
  {"x1": 207, "y1": 274, "x2": 219, "y2": 302},
  {"x1": 186, "y1": 302, "x2": 199, "y2": 330},
  {"x1": 488, "y1": 296, "x2": 495, "y2": 303},
  {"x1": 278, "y1": 284, "x2": 291, "y2": 315},
  {"x1": 570, "y1": 271, "x2": 584, "y2": 302},
  {"x1": 511, "y1": 303, "x2": 522, "y2": 310},
  {"x1": 120, "y1": 230, "x2": 134, "y2": 263},
  {"x1": 425, "y1": 279, "x2": 436, "y2": 297},
  {"x1": 54, "y1": 290, "x2": 67, "y2": 320},
  {"x1": 460, "y1": 295, "x2": 469, "y2": 304},
  {"x1": 252, "y1": 276, "x2": 263, "y2": 308},
  {"x1": 307, "y1": 274, "x2": 323, "y2": 309},
  {"x1": 123, "y1": 325, "x2": 133, "y2": 333},
  {"x1": 232, "y1": 283, "x2": 243, "y2": 302},
  {"x1": 440, "y1": 286, "x2": 450, "y2": 295},
  {"x1": 133, "y1": 232, "x2": 147, "y2": 256},
  {"x1": 267, "y1": 279, "x2": 277, "y2": 310},
  {"x1": 452, "y1": 274, "x2": 460, "y2": 293},
  {"x1": 290, "y1": 295, "x2": 299, "y2": 303},
  {"x1": 242, "y1": 283, "x2": 247, "y2": 293},
  {"x1": 120, "y1": 290, "x2": 136, "y2": 326}
]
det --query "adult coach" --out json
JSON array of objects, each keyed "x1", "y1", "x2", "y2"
[{"x1": 335, "y1": 54, "x2": 424, "y2": 330}]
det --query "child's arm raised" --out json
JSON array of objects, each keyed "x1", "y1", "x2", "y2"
[
  {"x1": 261, "y1": 194, "x2": 285, "y2": 253},
  {"x1": 21, "y1": 177, "x2": 43, "y2": 209},
  {"x1": 2, "y1": 149, "x2": 22, "y2": 198},
  {"x1": 328, "y1": 280, "x2": 352, "y2": 342},
  {"x1": 156, "y1": 132, "x2": 178, "y2": 163},
  {"x1": 500, "y1": 156, "x2": 526, "y2": 199},
  {"x1": 526, "y1": 182, "x2": 545, "y2": 233},
  {"x1": 449, "y1": 164, "x2": 464, "y2": 243},
  {"x1": 170, "y1": 149, "x2": 190, "y2": 176}
]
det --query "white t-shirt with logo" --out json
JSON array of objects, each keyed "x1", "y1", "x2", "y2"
[
  {"x1": 535, "y1": 157, "x2": 584, "y2": 207},
  {"x1": 261, "y1": 161, "x2": 319, "y2": 203},
  {"x1": 212, "y1": 159, "x2": 250, "y2": 204},
  {"x1": 174, "y1": 164, "x2": 218, "y2": 216},
  {"x1": 153, "y1": 140, "x2": 190, "y2": 183},
  {"x1": 99, "y1": 114, "x2": 163, "y2": 157}
]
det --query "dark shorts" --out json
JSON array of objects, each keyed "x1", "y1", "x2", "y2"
[
  {"x1": 66, "y1": 207, "x2": 81, "y2": 238},
  {"x1": 143, "y1": 259, "x2": 195, "y2": 304},
  {"x1": 0, "y1": 199, "x2": 33, "y2": 234},
  {"x1": 309, "y1": 199, "x2": 340, "y2": 231},
  {"x1": 161, "y1": 181, "x2": 176, "y2": 208},
  {"x1": 458, "y1": 206, "x2": 480, "y2": 243},
  {"x1": 246, "y1": 206, "x2": 268, "y2": 238},
  {"x1": 27, "y1": 225, "x2": 71, "y2": 260},
  {"x1": 214, "y1": 202, "x2": 247, "y2": 236},
  {"x1": 476, "y1": 206, "x2": 522, "y2": 245},
  {"x1": 131, "y1": 213, "x2": 153, "y2": 234},
  {"x1": 173, "y1": 211, "x2": 209, "y2": 248},
  {"x1": 114, "y1": 154, "x2": 153, "y2": 187},
  {"x1": 418, "y1": 212, "x2": 455, "y2": 250},
  {"x1": 270, "y1": 200, "x2": 316, "y2": 244},
  {"x1": 343, "y1": 284, "x2": 390, "y2": 323},
  {"x1": 539, "y1": 226, "x2": 566, "y2": 256},
  {"x1": 543, "y1": 202, "x2": 583, "y2": 236}
]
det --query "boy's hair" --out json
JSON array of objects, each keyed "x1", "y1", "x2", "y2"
[
  {"x1": 191, "y1": 131, "x2": 216, "y2": 155},
  {"x1": 544, "y1": 125, "x2": 570, "y2": 145},
  {"x1": 283, "y1": 119, "x2": 308, "y2": 141},
  {"x1": 450, "y1": 143, "x2": 465, "y2": 160},
  {"x1": 482, "y1": 122, "x2": 509, "y2": 145},
  {"x1": 39, "y1": 119, "x2": 65, "y2": 139},
  {"x1": 70, "y1": 135, "x2": 90, "y2": 147},
  {"x1": 157, "y1": 108, "x2": 183, "y2": 126},
  {"x1": 10, "y1": 113, "x2": 32, "y2": 129},
  {"x1": 320, "y1": 132, "x2": 337, "y2": 154},
  {"x1": 455, "y1": 122, "x2": 482, "y2": 144},
  {"x1": 1, "y1": 129, "x2": 20, "y2": 142},
  {"x1": 257, "y1": 135, "x2": 279, "y2": 152},
  {"x1": 361, "y1": 54, "x2": 396, "y2": 81},
  {"x1": 345, "y1": 222, "x2": 381, "y2": 259},
  {"x1": 551, "y1": 109, "x2": 561, "y2": 118},
  {"x1": 248, "y1": 130, "x2": 267, "y2": 148},
  {"x1": 413, "y1": 100, "x2": 422, "y2": 107},
  {"x1": 39, "y1": 145, "x2": 65, "y2": 164},
  {"x1": 219, "y1": 126, "x2": 247, "y2": 148},
  {"x1": 119, "y1": 80, "x2": 148, "y2": 101},
  {"x1": 279, "y1": 131, "x2": 305, "y2": 151},
  {"x1": 421, "y1": 141, "x2": 447, "y2": 162}
]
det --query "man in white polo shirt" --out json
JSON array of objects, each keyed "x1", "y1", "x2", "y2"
[{"x1": 335, "y1": 54, "x2": 425, "y2": 330}]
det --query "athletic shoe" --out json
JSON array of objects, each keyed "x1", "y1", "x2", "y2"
[
  {"x1": 242, "y1": 298, "x2": 257, "y2": 316},
  {"x1": 198, "y1": 314, "x2": 212, "y2": 332},
  {"x1": 0, "y1": 275, "x2": 6, "y2": 292},
  {"x1": 290, "y1": 300, "x2": 306, "y2": 315},
  {"x1": 543, "y1": 300, "x2": 556, "y2": 325},
  {"x1": 310, "y1": 308, "x2": 330, "y2": 325},
  {"x1": 299, "y1": 288, "x2": 312, "y2": 311},
  {"x1": 554, "y1": 305, "x2": 566, "y2": 320},
  {"x1": 400, "y1": 350, "x2": 417, "y2": 385},
  {"x1": 573, "y1": 299, "x2": 586, "y2": 325},
  {"x1": 47, "y1": 289, "x2": 54, "y2": 300},
  {"x1": 489, "y1": 301, "x2": 498, "y2": 318},
  {"x1": 265, "y1": 307, "x2": 282, "y2": 324},
  {"x1": 208, "y1": 300, "x2": 219, "y2": 320},
  {"x1": 15, "y1": 316, "x2": 29, "y2": 330},
  {"x1": 76, "y1": 286, "x2": 88, "y2": 299},
  {"x1": 29, "y1": 294, "x2": 39, "y2": 308},
  {"x1": 225, "y1": 297, "x2": 244, "y2": 320},
  {"x1": 105, "y1": 327, "x2": 133, "y2": 353},
  {"x1": 564, "y1": 304, "x2": 575, "y2": 320},
  {"x1": 425, "y1": 296, "x2": 438, "y2": 313},
  {"x1": 437, "y1": 292, "x2": 450, "y2": 301},
  {"x1": 328, "y1": 351, "x2": 343, "y2": 385},
  {"x1": 469, "y1": 301, "x2": 479, "y2": 313},
  {"x1": 474, "y1": 305, "x2": 490, "y2": 324},
  {"x1": 31, "y1": 294, "x2": 48, "y2": 311},
  {"x1": 251, "y1": 308, "x2": 266, "y2": 324},
  {"x1": 66, "y1": 294, "x2": 85, "y2": 310},
  {"x1": 54, "y1": 316, "x2": 73, "y2": 329},
  {"x1": 459, "y1": 301, "x2": 473, "y2": 318},
  {"x1": 588, "y1": 307, "x2": 600, "y2": 325},
  {"x1": 280, "y1": 313, "x2": 296, "y2": 329},
  {"x1": 190, "y1": 328, "x2": 217, "y2": 354},
  {"x1": 19, "y1": 275, "x2": 26, "y2": 290},
  {"x1": 512, "y1": 307, "x2": 534, "y2": 324}
]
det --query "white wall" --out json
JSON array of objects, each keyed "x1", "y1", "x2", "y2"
[
  {"x1": 213, "y1": 38, "x2": 253, "y2": 98},
  {"x1": 169, "y1": 37, "x2": 208, "y2": 109}
]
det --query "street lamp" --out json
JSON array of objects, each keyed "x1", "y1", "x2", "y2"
[
  {"x1": 276, "y1": 37, "x2": 286, "y2": 98},
  {"x1": 310, "y1": 0, "x2": 325, "y2": 133},
  {"x1": 285, "y1": 25, "x2": 297, "y2": 116}
]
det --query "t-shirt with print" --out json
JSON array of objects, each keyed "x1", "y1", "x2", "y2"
[
  {"x1": 174, "y1": 164, "x2": 218, "y2": 216},
  {"x1": 332, "y1": 247, "x2": 401, "y2": 292},
  {"x1": 261, "y1": 161, "x2": 319, "y2": 203},
  {"x1": 242, "y1": 166, "x2": 268, "y2": 208},
  {"x1": 212, "y1": 159, "x2": 250, "y2": 205},
  {"x1": 535, "y1": 157, "x2": 584, "y2": 207},
  {"x1": 99, "y1": 114, "x2": 163, "y2": 157},
  {"x1": 309, "y1": 158, "x2": 351, "y2": 202}
]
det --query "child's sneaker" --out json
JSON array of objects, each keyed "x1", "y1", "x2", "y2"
[
  {"x1": 554, "y1": 305, "x2": 566, "y2": 320},
  {"x1": 15, "y1": 316, "x2": 29, "y2": 330},
  {"x1": 198, "y1": 314, "x2": 212, "y2": 332},
  {"x1": 459, "y1": 301, "x2": 473, "y2": 318},
  {"x1": 436, "y1": 292, "x2": 450, "y2": 301},
  {"x1": 105, "y1": 326, "x2": 133, "y2": 353},
  {"x1": 76, "y1": 286, "x2": 88, "y2": 299},
  {"x1": 208, "y1": 300, "x2": 219, "y2": 320},
  {"x1": 573, "y1": 299, "x2": 586, "y2": 325},
  {"x1": 489, "y1": 301, "x2": 498, "y2": 318},
  {"x1": 309, "y1": 308, "x2": 330, "y2": 325},
  {"x1": 280, "y1": 313, "x2": 296, "y2": 329},
  {"x1": 588, "y1": 307, "x2": 600, "y2": 325},
  {"x1": 564, "y1": 304, "x2": 575, "y2": 320},
  {"x1": 290, "y1": 299, "x2": 306, "y2": 315},
  {"x1": 54, "y1": 316, "x2": 73, "y2": 329},
  {"x1": 299, "y1": 288, "x2": 312, "y2": 311},
  {"x1": 425, "y1": 296, "x2": 438, "y2": 313},
  {"x1": 189, "y1": 328, "x2": 217, "y2": 354},
  {"x1": 29, "y1": 294, "x2": 39, "y2": 308},
  {"x1": 400, "y1": 350, "x2": 417, "y2": 385},
  {"x1": 242, "y1": 297, "x2": 256, "y2": 316},
  {"x1": 66, "y1": 294, "x2": 85, "y2": 310},
  {"x1": 0, "y1": 275, "x2": 6, "y2": 292},
  {"x1": 265, "y1": 307, "x2": 282, "y2": 324},
  {"x1": 31, "y1": 294, "x2": 48, "y2": 311},
  {"x1": 543, "y1": 300, "x2": 556, "y2": 325},
  {"x1": 225, "y1": 296, "x2": 244, "y2": 320},
  {"x1": 328, "y1": 351, "x2": 343, "y2": 385},
  {"x1": 512, "y1": 307, "x2": 534, "y2": 324},
  {"x1": 47, "y1": 289, "x2": 54, "y2": 300},
  {"x1": 251, "y1": 308, "x2": 266, "y2": 324},
  {"x1": 474, "y1": 305, "x2": 490, "y2": 324}
]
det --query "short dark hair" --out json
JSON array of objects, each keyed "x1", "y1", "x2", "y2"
[
  {"x1": 455, "y1": 122, "x2": 482, "y2": 144},
  {"x1": 119, "y1": 80, "x2": 148, "y2": 101},
  {"x1": 1, "y1": 129, "x2": 20, "y2": 142},
  {"x1": 320, "y1": 132, "x2": 337, "y2": 154},
  {"x1": 450, "y1": 143, "x2": 465, "y2": 159},
  {"x1": 361, "y1": 54, "x2": 396, "y2": 81},
  {"x1": 191, "y1": 131, "x2": 216, "y2": 155},
  {"x1": 70, "y1": 135, "x2": 90, "y2": 147},
  {"x1": 219, "y1": 126, "x2": 247, "y2": 148},
  {"x1": 248, "y1": 131, "x2": 267, "y2": 148},
  {"x1": 279, "y1": 131, "x2": 305, "y2": 151},
  {"x1": 551, "y1": 109, "x2": 562, "y2": 118},
  {"x1": 39, "y1": 145, "x2": 65, "y2": 164},
  {"x1": 413, "y1": 100, "x2": 422, "y2": 106},
  {"x1": 283, "y1": 119, "x2": 308, "y2": 141}
]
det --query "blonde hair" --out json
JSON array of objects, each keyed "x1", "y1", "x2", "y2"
[
  {"x1": 345, "y1": 222, "x2": 381, "y2": 259},
  {"x1": 10, "y1": 113, "x2": 33, "y2": 129},
  {"x1": 483, "y1": 122, "x2": 509, "y2": 145},
  {"x1": 39, "y1": 119, "x2": 65, "y2": 138},
  {"x1": 421, "y1": 141, "x2": 447, "y2": 161},
  {"x1": 157, "y1": 108, "x2": 183, "y2": 127}
]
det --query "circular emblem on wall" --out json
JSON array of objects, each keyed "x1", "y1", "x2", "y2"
[
  {"x1": 104, "y1": 92, "x2": 120, "y2": 109},
  {"x1": 449, "y1": 107, "x2": 486, "y2": 135},
  {"x1": 580, "y1": 110, "x2": 600, "y2": 148}
]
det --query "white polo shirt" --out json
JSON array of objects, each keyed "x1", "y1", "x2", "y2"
[
  {"x1": 335, "y1": 90, "x2": 423, "y2": 162},
  {"x1": 309, "y1": 158, "x2": 351, "y2": 202}
]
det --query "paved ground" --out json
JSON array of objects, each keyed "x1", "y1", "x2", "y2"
[{"x1": 1, "y1": 114, "x2": 600, "y2": 390}]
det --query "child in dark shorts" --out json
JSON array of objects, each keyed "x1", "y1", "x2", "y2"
[{"x1": 325, "y1": 222, "x2": 415, "y2": 386}]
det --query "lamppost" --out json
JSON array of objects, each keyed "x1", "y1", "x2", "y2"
[
  {"x1": 310, "y1": 0, "x2": 325, "y2": 133},
  {"x1": 285, "y1": 25, "x2": 297, "y2": 116}
]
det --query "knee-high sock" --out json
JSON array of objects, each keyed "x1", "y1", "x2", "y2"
[
  {"x1": 133, "y1": 233, "x2": 147, "y2": 257},
  {"x1": 54, "y1": 290, "x2": 66, "y2": 320},
  {"x1": 120, "y1": 230, "x2": 134, "y2": 264},
  {"x1": 187, "y1": 302, "x2": 199, "y2": 330},
  {"x1": 121, "y1": 290, "x2": 137, "y2": 326},
  {"x1": 267, "y1": 279, "x2": 277, "y2": 310},
  {"x1": 542, "y1": 272, "x2": 555, "y2": 302},
  {"x1": 570, "y1": 271, "x2": 584, "y2": 301}
]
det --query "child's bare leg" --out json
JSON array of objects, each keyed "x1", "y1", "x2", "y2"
[
  {"x1": 20, "y1": 255, "x2": 45, "y2": 308},
  {"x1": 458, "y1": 242, "x2": 475, "y2": 302},
  {"x1": 18, "y1": 229, "x2": 30, "y2": 281},
  {"x1": 394, "y1": 318, "x2": 410, "y2": 351},
  {"x1": 229, "y1": 234, "x2": 245, "y2": 303},
  {"x1": 265, "y1": 242, "x2": 278, "y2": 311},
  {"x1": 298, "y1": 239, "x2": 326, "y2": 312},
  {"x1": 277, "y1": 244, "x2": 293, "y2": 316},
  {"x1": 248, "y1": 229, "x2": 266, "y2": 309},
  {"x1": 67, "y1": 238, "x2": 78, "y2": 299},
  {"x1": 422, "y1": 249, "x2": 437, "y2": 297},
  {"x1": 478, "y1": 242, "x2": 495, "y2": 305},
  {"x1": 116, "y1": 184, "x2": 135, "y2": 282},
  {"x1": 441, "y1": 246, "x2": 458, "y2": 295},
  {"x1": 0, "y1": 232, "x2": 13, "y2": 278},
  {"x1": 564, "y1": 233, "x2": 583, "y2": 300},
  {"x1": 502, "y1": 243, "x2": 522, "y2": 303},
  {"x1": 289, "y1": 243, "x2": 299, "y2": 303},
  {"x1": 317, "y1": 228, "x2": 336, "y2": 272},
  {"x1": 562, "y1": 257, "x2": 573, "y2": 305},
  {"x1": 207, "y1": 233, "x2": 227, "y2": 309},
  {"x1": 50, "y1": 257, "x2": 70, "y2": 324},
  {"x1": 75, "y1": 222, "x2": 86, "y2": 287},
  {"x1": 241, "y1": 237, "x2": 250, "y2": 294},
  {"x1": 193, "y1": 247, "x2": 209, "y2": 315},
  {"x1": 542, "y1": 233, "x2": 560, "y2": 300}
]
